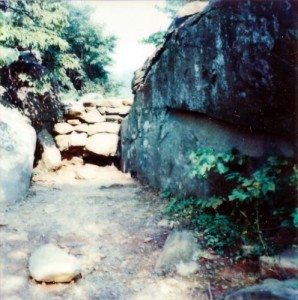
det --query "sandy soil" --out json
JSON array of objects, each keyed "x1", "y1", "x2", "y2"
[{"x1": 0, "y1": 165, "x2": 210, "y2": 300}]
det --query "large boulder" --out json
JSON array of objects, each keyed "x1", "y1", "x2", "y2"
[
  {"x1": 132, "y1": 0, "x2": 296, "y2": 136},
  {"x1": 121, "y1": 0, "x2": 296, "y2": 195},
  {"x1": 0, "y1": 105, "x2": 36, "y2": 205}
]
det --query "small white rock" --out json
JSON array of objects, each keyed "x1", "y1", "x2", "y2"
[{"x1": 29, "y1": 244, "x2": 81, "y2": 283}]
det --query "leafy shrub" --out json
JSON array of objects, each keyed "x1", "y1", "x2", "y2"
[{"x1": 165, "y1": 149, "x2": 297, "y2": 257}]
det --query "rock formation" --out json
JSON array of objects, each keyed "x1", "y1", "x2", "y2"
[
  {"x1": 121, "y1": 0, "x2": 297, "y2": 196},
  {"x1": 52, "y1": 94, "x2": 133, "y2": 164},
  {"x1": 0, "y1": 104, "x2": 36, "y2": 205}
]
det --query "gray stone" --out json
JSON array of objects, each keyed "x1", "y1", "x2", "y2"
[
  {"x1": 80, "y1": 110, "x2": 105, "y2": 124},
  {"x1": 74, "y1": 123, "x2": 89, "y2": 133},
  {"x1": 121, "y1": 109, "x2": 294, "y2": 197},
  {"x1": 131, "y1": 0, "x2": 296, "y2": 135},
  {"x1": 37, "y1": 129, "x2": 61, "y2": 170},
  {"x1": 155, "y1": 230, "x2": 198, "y2": 275},
  {"x1": 55, "y1": 135, "x2": 69, "y2": 152},
  {"x1": 0, "y1": 105, "x2": 36, "y2": 205},
  {"x1": 29, "y1": 244, "x2": 81, "y2": 283},
  {"x1": 122, "y1": 0, "x2": 296, "y2": 196},
  {"x1": 54, "y1": 122, "x2": 74, "y2": 135},
  {"x1": 86, "y1": 133, "x2": 119, "y2": 156},
  {"x1": 225, "y1": 279, "x2": 298, "y2": 300},
  {"x1": 260, "y1": 247, "x2": 298, "y2": 279},
  {"x1": 68, "y1": 132, "x2": 87, "y2": 147},
  {"x1": 88, "y1": 122, "x2": 120, "y2": 135}
]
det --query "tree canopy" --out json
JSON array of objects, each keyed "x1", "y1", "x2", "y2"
[{"x1": 0, "y1": 0, "x2": 118, "y2": 100}]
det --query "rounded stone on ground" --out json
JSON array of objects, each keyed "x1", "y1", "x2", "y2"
[{"x1": 28, "y1": 244, "x2": 81, "y2": 283}]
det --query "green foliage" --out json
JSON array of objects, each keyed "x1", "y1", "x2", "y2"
[
  {"x1": 62, "y1": 4, "x2": 118, "y2": 94},
  {"x1": 0, "y1": 0, "x2": 119, "y2": 102},
  {"x1": 0, "y1": 46, "x2": 19, "y2": 66},
  {"x1": 165, "y1": 149, "x2": 297, "y2": 257}
]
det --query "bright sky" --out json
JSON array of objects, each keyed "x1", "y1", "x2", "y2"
[
  {"x1": 90, "y1": 1, "x2": 171, "y2": 75},
  {"x1": 72, "y1": 1, "x2": 171, "y2": 95}
]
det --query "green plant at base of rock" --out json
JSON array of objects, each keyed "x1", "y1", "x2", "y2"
[{"x1": 165, "y1": 149, "x2": 297, "y2": 257}]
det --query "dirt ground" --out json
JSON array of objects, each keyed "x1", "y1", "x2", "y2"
[{"x1": 0, "y1": 165, "x2": 217, "y2": 300}]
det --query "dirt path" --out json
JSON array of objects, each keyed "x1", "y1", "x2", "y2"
[{"x1": 0, "y1": 166, "x2": 208, "y2": 300}]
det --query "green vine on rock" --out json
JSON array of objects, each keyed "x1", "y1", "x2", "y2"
[{"x1": 165, "y1": 149, "x2": 297, "y2": 257}]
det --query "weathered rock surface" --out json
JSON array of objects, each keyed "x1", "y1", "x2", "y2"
[
  {"x1": 155, "y1": 230, "x2": 198, "y2": 275},
  {"x1": 0, "y1": 105, "x2": 36, "y2": 205},
  {"x1": 131, "y1": 0, "x2": 296, "y2": 136},
  {"x1": 54, "y1": 134, "x2": 69, "y2": 152},
  {"x1": 88, "y1": 122, "x2": 120, "y2": 135},
  {"x1": 28, "y1": 244, "x2": 81, "y2": 283},
  {"x1": 37, "y1": 129, "x2": 61, "y2": 171},
  {"x1": 121, "y1": 0, "x2": 296, "y2": 196},
  {"x1": 80, "y1": 110, "x2": 105, "y2": 124},
  {"x1": 74, "y1": 123, "x2": 88, "y2": 133},
  {"x1": 68, "y1": 132, "x2": 87, "y2": 148},
  {"x1": 225, "y1": 278, "x2": 298, "y2": 300},
  {"x1": 86, "y1": 133, "x2": 119, "y2": 156},
  {"x1": 54, "y1": 122, "x2": 74, "y2": 135},
  {"x1": 260, "y1": 247, "x2": 298, "y2": 280},
  {"x1": 51, "y1": 98, "x2": 131, "y2": 162}
]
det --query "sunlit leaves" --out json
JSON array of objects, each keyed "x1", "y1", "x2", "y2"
[{"x1": 0, "y1": 46, "x2": 19, "y2": 66}]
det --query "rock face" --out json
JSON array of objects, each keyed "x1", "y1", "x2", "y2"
[
  {"x1": 121, "y1": 0, "x2": 296, "y2": 195},
  {"x1": 49, "y1": 96, "x2": 132, "y2": 164},
  {"x1": 260, "y1": 247, "x2": 298, "y2": 280},
  {"x1": 28, "y1": 244, "x2": 81, "y2": 283},
  {"x1": 0, "y1": 104, "x2": 36, "y2": 205},
  {"x1": 225, "y1": 278, "x2": 298, "y2": 300}
]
